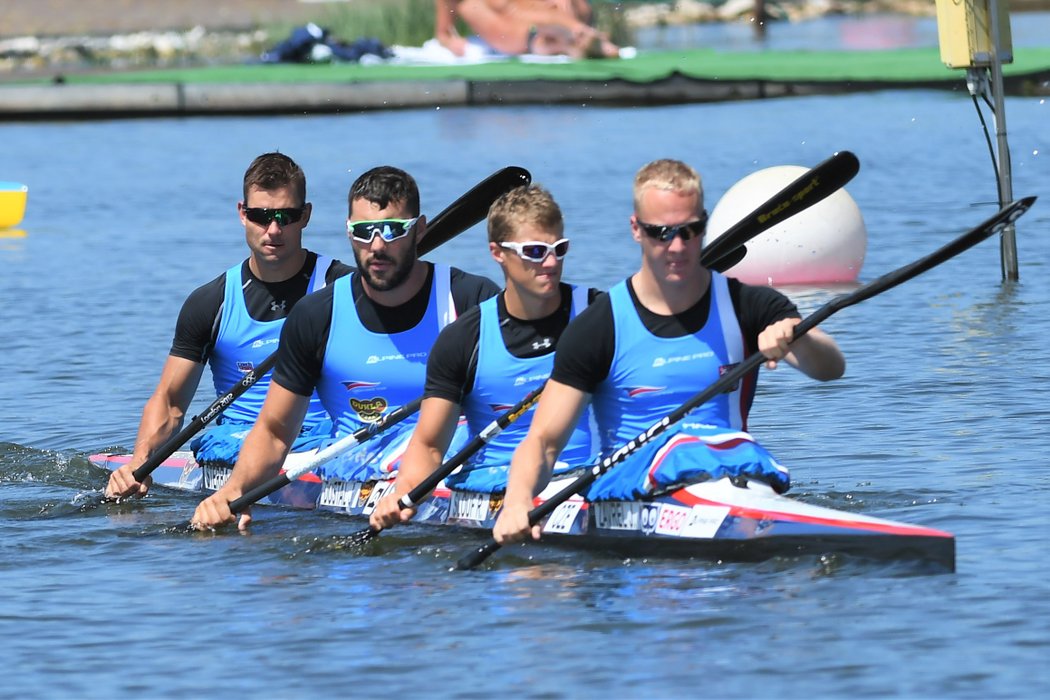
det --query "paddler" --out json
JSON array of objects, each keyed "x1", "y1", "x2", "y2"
[
  {"x1": 106, "y1": 152, "x2": 352, "y2": 500},
  {"x1": 493, "y1": 159, "x2": 846, "y2": 544},
  {"x1": 190, "y1": 166, "x2": 499, "y2": 530},
  {"x1": 369, "y1": 184, "x2": 602, "y2": 532}
]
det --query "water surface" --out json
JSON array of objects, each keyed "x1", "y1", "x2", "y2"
[{"x1": 2, "y1": 87, "x2": 1049, "y2": 698}]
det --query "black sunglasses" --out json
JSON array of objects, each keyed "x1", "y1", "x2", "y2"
[
  {"x1": 637, "y1": 210, "x2": 709, "y2": 243},
  {"x1": 244, "y1": 206, "x2": 305, "y2": 227}
]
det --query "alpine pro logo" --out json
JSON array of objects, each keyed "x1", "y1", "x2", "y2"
[{"x1": 651, "y1": 350, "x2": 714, "y2": 368}]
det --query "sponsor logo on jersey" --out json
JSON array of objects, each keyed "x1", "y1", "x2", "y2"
[
  {"x1": 718, "y1": 363, "x2": 741, "y2": 392},
  {"x1": 250, "y1": 338, "x2": 279, "y2": 349},
  {"x1": 488, "y1": 403, "x2": 514, "y2": 413},
  {"x1": 350, "y1": 397, "x2": 388, "y2": 422},
  {"x1": 513, "y1": 370, "x2": 552, "y2": 387},
  {"x1": 236, "y1": 361, "x2": 255, "y2": 373},
  {"x1": 651, "y1": 350, "x2": 715, "y2": 368},
  {"x1": 625, "y1": 386, "x2": 664, "y2": 398},
  {"x1": 342, "y1": 380, "x2": 381, "y2": 392},
  {"x1": 365, "y1": 351, "x2": 428, "y2": 365}
]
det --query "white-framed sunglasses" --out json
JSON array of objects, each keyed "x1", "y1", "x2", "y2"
[
  {"x1": 499, "y1": 238, "x2": 570, "y2": 263},
  {"x1": 346, "y1": 217, "x2": 419, "y2": 244}
]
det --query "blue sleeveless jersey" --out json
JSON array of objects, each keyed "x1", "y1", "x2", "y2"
[
  {"x1": 585, "y1": 273, "x2": 790, "y2": 498},
  {"x1": 209, "y1": 256, "x2": 332, "y2": 428},
  {"x1": 591, "y1": 272, "x2": 746, "y2": 456},
  {"x1": 314, "y1": 265, "x2": 458, "y2": 482},
  {"x1": 449, "y1": 286, "x2": 594, "y2": 491},
  {"x1": 316, "y1": 265, "x2": 453, "y2": 438}
]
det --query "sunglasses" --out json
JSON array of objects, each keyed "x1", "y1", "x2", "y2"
[
  {"x1": 636, "y1": 210, "x2": 709, "y2": 243},
  {"x1": 243, "y1": 206, "x2": 305, "y2": 227},
  {"x1": 347, "y1": 217, "x2": 419, "y2": 244},
  {"x1": 499, "y1": 238, "x2": 571, "y2": 263}
]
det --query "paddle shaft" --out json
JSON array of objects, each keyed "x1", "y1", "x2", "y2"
[
  {"x1": 700, "y1": 150, "x2": 861, "y2": 272},
  {"x1": 129, "y1": 166, "x2": 531, "y2": 483},
  {"x1": 228, "y1": 397, "x2": 423, "y2": 513},
  {"x1": 131, "y1": 353, "x2": 276, "y2": 482},
  {"x1": 347, "y1": 383, "x2": 546, "y2": 543},
  {"x1": 456, "y1": 196, "x2": 1036, "y2": 570}
]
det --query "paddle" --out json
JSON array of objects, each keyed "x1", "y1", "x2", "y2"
[
  {"x1": 226, "y1": 397, "x2": 423, "y2": 514},
  {"x1": 455, "y1": 196, "x2": 1036, "y2": 570},
  {"x1": 700, "y1": 150, "x2": 861, "y2": 273},
  {"x1": 119, "y1": 165, "x2": 532, "y2": 488},
  {"x1": 342, "y1": 382, "x2": 547, "y2": 544}
]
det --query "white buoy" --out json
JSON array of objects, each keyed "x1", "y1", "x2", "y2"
[{"x1": 706, "y1": 165, "x2": 866, "y2": 285}]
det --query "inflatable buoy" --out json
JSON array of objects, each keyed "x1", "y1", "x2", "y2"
[
  {"x1": 1, "y1": 181, "x2": 29, "y2": 229},
  {"x1": 706, "y1": 166, "x2": 866, "y2": 285}
]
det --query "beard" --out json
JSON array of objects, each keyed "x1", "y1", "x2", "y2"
[{"x1": 353, "y1": 246, "x2": 415, "y2": 292}]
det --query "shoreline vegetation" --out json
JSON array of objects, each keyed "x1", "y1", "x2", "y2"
[{"x1": 1, "y1": 0, "x2": 1043, "y2": 79}]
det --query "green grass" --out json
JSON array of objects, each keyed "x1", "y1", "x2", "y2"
[
  {"x1": 264, "y1": 0, "x2": 635, "y2": 50},
  {"x1": 263, "y1": 0, "x2": 457, "y2": 48}
]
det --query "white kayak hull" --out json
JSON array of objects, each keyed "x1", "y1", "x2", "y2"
[{"x1": 89, "y1": 451, "x2": 955, "y2": 571}]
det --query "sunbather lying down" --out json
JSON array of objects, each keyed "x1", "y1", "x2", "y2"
[{"x1": 435, "y1": 0, "x2": 621, "y2": 59}]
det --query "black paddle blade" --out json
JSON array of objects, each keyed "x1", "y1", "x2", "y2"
[
  {"x1": 456, "y1": 541, "x2": 501, "y2": 571},
  {"x1": 340, "y1": 526, "x2": 380, "y2": 547},
  {"x1": 420, "y1": 166, "x2": 532, "y2": 255},
  {"x1": 701, "y1": 150, "x2": 861, "y2": 272}
]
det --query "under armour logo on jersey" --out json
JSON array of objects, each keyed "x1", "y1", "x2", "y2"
[
  {"x1": 271, "y1": 300, "x2": 287, "y2": 312},
  {"x1": 531, "y1": 337, "x2": 552, "y2": 351}
]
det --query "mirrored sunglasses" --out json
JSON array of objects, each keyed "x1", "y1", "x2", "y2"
[
  {"x1": 347, "y1": 217, "x2": 419, "y2": 244},
  {"x1": 244, "y1": 206, "x2": 305, "y2": 227},
  {"x1": 499, "y1": 238, "x2": 571, "y2": 263},
  {"x1": 637, "y1": 210, "x2": 709, "y2": 243}
]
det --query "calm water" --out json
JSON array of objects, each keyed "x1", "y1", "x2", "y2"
[{"x1": 2, "y1": 85, "x2": 1050, "y2": 697}]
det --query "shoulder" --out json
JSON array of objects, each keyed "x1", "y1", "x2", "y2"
[
  {"x1": 288, "y1": 282, "x2": 336, "y2": 321},
  {"x1": 325, "y1": 258, "x2": 355, "y2": 283},
  {"x1": 449, "y1": 266, "x2": 500, "y2": 293},
  {"x1": 180, "y1": 269, "x2": 228, "y2": 310},
  {"x1": 727, "y1": 277, "x2": 798, "y2": 316},
  {"x1": 433, "y1": 305, "x2": 481, "y2": 352},
  {"x1": 447, "y1": 265, "x2": 500, "y2": 311},
  {"x1": 562, "y1": 291, "x2": 613, "y2": 341}
]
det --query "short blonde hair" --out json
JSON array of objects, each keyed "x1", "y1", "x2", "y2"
[
  {"x1": 632, "y1": 159, "x2": 703, "y2": 212},
  {"x1": 487, "y1": 184, "x2": 564, "y2": 244}
]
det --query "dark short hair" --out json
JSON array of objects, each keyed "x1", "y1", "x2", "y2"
[
  {"x1": 243, "y1": 152, "x2": 306, "y2": 205},
  {"x1": 487, "y1": 184, "x2": 563, "y2": 244},
  {"x1": 348, "y1": 166, "x2": 420, "y2": 217}
]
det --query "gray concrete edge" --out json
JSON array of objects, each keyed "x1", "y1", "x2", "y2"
[{"x1": 1, "y1": 73, "x2": 1047, "y2": 120}]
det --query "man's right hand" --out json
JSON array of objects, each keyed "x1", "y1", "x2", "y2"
[
  {"x1": 369, "y1": 490, "x2": 417, "y2": 531},
  {"x1": 191, "y1": 491, "x2": 251, "y2": 532},
  {"x1": 492, "y1": 497, "x2": 542, "y2": 545},
  {"x1": 105, "y1": 464, "x2": 152, "y2": 500}
]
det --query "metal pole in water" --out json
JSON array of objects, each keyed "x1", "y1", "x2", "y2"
[{"x1": 987, "y1": 0, "x2": 1018, "y2": 280}]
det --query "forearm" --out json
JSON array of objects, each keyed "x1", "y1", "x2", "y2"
[
  {"x1": 395, "y1": 398, "x2": 460, "y2": 496},
  {"x1": 215, "y1": 424, "x2": 293, "y2": 501},
  {"x1": 217, "y1": 387, "x2": 308, "y2": 500},
  {"x1": 129, "y1": 393, "x2": 185, "y2": 465},
  {"x1": 504, "y1": 434, "x2": 556, "y2": 509},
  {"x1": 787, "y1": 328, "x2": 846, "y2": 381},
  {"x1": 394, "y1": 438, "x2": 444, "y2": 496}
]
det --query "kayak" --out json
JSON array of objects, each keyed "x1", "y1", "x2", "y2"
[{"x1": 89, "y1": 451, "x2": 956, "y2": 571}]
